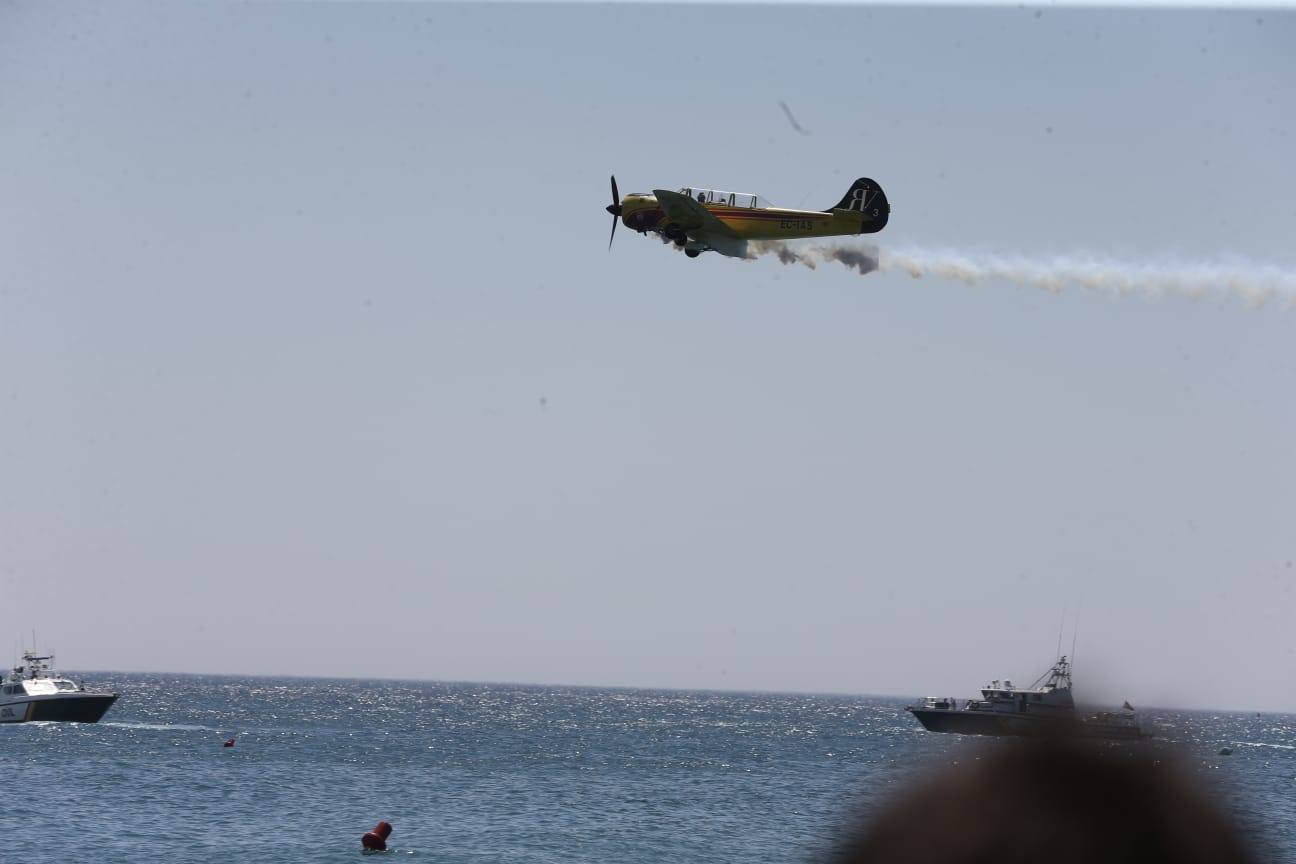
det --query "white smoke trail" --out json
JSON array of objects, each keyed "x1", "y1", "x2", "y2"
[{"x1": 748, "y1": 241, "x2": 1296, "y2": 308}]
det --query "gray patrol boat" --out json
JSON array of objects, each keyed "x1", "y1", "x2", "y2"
[
  {"x1": 907, "y1": 656, "x2": 1147, "y2": 740},
  {"x1": 0, "y1": 650, "x2": 118, "y2": 724}
]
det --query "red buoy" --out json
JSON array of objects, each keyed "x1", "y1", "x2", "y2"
[
  {"x1": 361, "y1": 821, "x2": 392, "y2": 851},
  {"x1": 223, "y1": 738, "x2": 236, "y2": 747}
]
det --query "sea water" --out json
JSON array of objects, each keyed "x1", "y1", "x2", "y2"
[{"x1": 3, "y1": 675, "x2": 1293, "y2": 863}]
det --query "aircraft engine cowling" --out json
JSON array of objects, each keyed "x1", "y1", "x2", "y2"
[
  {"x1": 616, "y1": 193, "x2": 662, "y2": 233},
  {"x1": 624, "y1": 206, "x2": 663, "y2": 233}
]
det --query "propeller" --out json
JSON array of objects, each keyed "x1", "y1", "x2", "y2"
[{"x1": 605, "y1": 175, "x2": 622, "y2": 250}]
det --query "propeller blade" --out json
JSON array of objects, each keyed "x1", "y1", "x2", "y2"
[
  {"x1": 610, "y1": 175, "x2": 619, "y2": 208},
  {"x1": 608, "y1": 215, "x2": 618, "y2": 250}
]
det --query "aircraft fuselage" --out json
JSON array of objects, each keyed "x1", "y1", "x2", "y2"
[{"x1": 620, "y1": 195, "x2": 873, "y2": 241}]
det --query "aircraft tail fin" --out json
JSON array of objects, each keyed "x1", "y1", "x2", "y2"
[{"x1": 826, "y1": 177, "x2": 889, "y2": 232}]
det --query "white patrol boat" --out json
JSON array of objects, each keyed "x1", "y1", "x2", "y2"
[
  {"x1": 907, "y1": 656, "x2": 1147, "y2": 740},
  {"x1": 0, "y1": 651, "x2": 119, "y2": 723}
]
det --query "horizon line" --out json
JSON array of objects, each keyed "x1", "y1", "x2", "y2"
[
  {"x1": 58, "y1": 666, "x2": 1294, "y2": 716},
  {"x1": 245, "y1": 0, "x2": 1296, "y2": 9}
]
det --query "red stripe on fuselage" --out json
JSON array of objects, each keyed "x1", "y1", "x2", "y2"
[
  {"x1": 716, "y1": 213, "x2": 829, "y2": 220},
  {"x1": 705, "y1": 208, "x2": 831, "y2": 220}
]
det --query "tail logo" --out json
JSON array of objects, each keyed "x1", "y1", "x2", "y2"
[{"x1": 826, "y1": 178, "x2": 887, "y2": 226}]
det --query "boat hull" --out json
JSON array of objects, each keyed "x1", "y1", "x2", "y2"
[
  {"x1": 909, "y1": 707, "x2": 1145, "y2": 740},
  {"x1": 0, "y1": 694, "x2": 118, "y2": 724}
]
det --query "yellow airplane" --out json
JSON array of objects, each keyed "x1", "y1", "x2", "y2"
[{"x1": 604, "y1": 175, "x2": 889, "y2": 259}]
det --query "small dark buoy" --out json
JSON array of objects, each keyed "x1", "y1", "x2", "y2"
[
  {"x1": 362, "y1": 821, "x2": 393, "y2": 851},
  {"x1": 1219, "y1": 747, "x2": 1233, "y2": 756},
  {"x1": 223, "y1": 738, "x2": 236, "y2": 748}
]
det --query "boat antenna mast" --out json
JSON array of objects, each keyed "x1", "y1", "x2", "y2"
[
  {"x1": 1055, "y1": 599, "x2": 1068, "y2": 661},
  {"x1": 1071, "y1": 599, "x2": 1081, "y2": 676},
  {"x1": 1029, "y1": 653, "x2": 1073, "y2": 691}
]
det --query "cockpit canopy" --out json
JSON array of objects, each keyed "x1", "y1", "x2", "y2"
[{"x1": 679, "y1": 187, "x2": 770, "y2": 209}]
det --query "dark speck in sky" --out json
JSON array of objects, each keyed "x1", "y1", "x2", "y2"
[{"x1": 778, "y1": 101, "x2": 811, "y2": 136}]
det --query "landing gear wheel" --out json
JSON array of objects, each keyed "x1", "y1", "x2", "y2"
[{"x1": 684, "y1": 249, "x2": 700, "y2": 259}]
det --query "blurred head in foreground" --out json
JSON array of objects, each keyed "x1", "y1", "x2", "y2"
[{"x1": 836, "y1": 738, "x2": 1257, "y2": 864}]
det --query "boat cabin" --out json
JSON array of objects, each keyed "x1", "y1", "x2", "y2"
[
  {"x1": 2, "y1": 679, "x2": 79, "y2": 696},
  {"x1": 917, "y1": 657, "x2": 1077, "y2": 716},
  {"x1": 966, "y1": 657, "x2": 1075, "y2": 715},
  {"x1": 2, "y1": 652, "x2": 84, "y2": 696}
]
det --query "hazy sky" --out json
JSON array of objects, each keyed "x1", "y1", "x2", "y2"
[{"x1": 2, "y1": 2, "x2": 1293, "y2": 712}]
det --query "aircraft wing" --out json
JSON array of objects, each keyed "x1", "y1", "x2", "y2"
[{"x1": 652, "y1": 189, "x2": 741, "y2": 238}]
